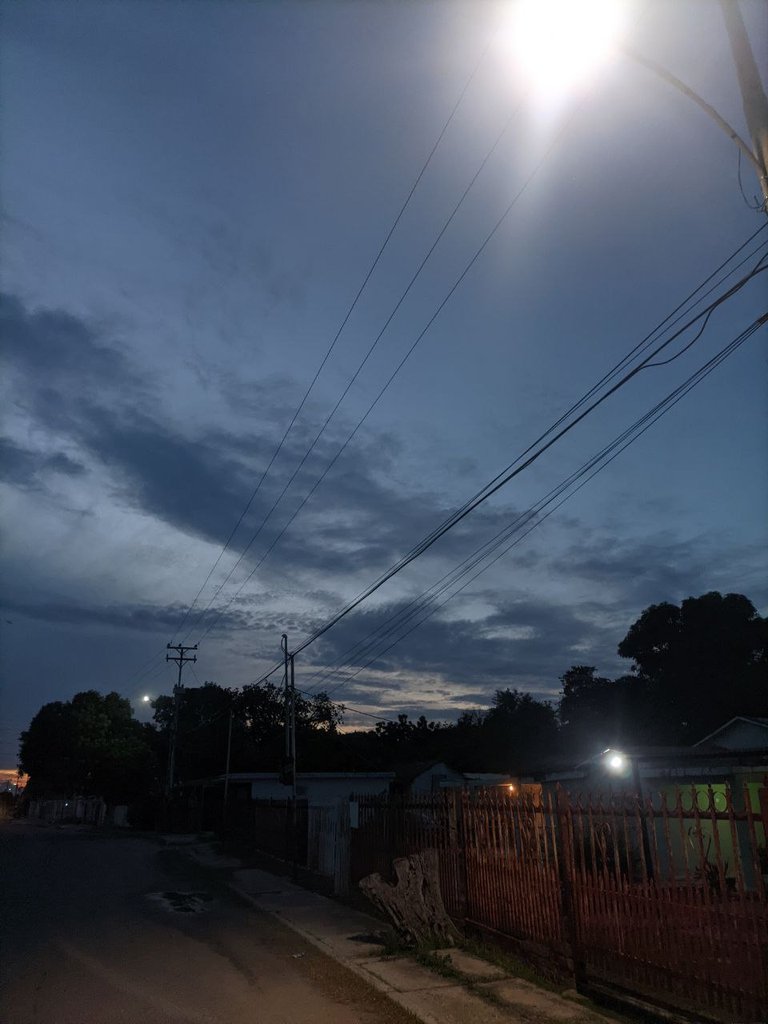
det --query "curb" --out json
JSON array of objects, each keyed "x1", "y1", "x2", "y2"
[{"x1": 226, "y1": 880, "x2": 489, "y2": 1024}]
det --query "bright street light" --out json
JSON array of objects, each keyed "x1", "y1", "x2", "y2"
[
  {"x1": 499, "y1": 0, "x2": 768, "y2": 206},
  {"x1": 502, "y1": 0, "x2": 630, "y2": 104},
  {"x1": 141, "y1": 695, "x2": 152, "y2": 704},
  {"x1": 604, "y1": 750, "x2": 627, "y2": 773}
]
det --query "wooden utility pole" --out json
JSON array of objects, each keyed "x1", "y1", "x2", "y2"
[{"x1": 165, "y1": 643, "x2": 198, "y2": 795}]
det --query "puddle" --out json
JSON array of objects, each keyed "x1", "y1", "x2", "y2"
[{"x1": 146, "y1": 890, "x2": 214, "y2": 913}]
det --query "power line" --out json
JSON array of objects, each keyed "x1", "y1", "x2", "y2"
[
  {"x1": 234, "y1": 230, "x2": 768, "y2": 685},
  {"x1": 289, "y1": 259, "x2": 768, "y2": 659},
  {"x1": 300, "y1": 237, "x2": 768, "y2": 689},
  {"x1": 305, "y1": 312, "x2": 767, "y2": 699},
  {"x1": 186, "y1": 100, "x2": 528, "y2": 644},
  {"x1": 294, "y1": 688, "x2": 399, "y2": 725},
  {"x1": 192, "y1": 113, "x2": 577, "y2": 646},
  {"x1": 170, "y1": 43, "x2": 492, "y2": 646}
]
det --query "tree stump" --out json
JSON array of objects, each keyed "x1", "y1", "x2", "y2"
[{"x1": 359, "y1": 849, "x2": 462, "y2": 947}]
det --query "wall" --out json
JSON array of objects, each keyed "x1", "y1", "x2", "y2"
[{"x1": 249, "y1": 773, "x2": 394, "y2": 805}]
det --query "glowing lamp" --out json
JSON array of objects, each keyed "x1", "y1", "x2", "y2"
[
  {"x1": 501, "y1": 0, "x2": 629, "y2": 104},
  {"x1": 605, "y1": 751, "x2": 626, "y2": 772}
]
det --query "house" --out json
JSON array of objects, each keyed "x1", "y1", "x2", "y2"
[
  {"x1": 392, "y1": 761, "x2": 465, "y2": 795},
  {"x1": 694, "y1": 716, "x2": 768, "y2": 752},
  {"x1": 532, "y1": 720, "x2": 768, "y2": 891}
]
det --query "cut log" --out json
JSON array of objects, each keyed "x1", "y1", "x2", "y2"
[{"x1": 359, "y1": 849, "x2": 462, "y2": 947}]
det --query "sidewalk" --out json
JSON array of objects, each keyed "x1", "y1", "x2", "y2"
[{"x1": 182, "y1": 838, "x2": 618, "y2": 1024}]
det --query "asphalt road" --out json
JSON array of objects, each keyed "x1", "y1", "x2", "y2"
[{"x1": 0, "y1": 822, "x2": 412, "y2": 1024}]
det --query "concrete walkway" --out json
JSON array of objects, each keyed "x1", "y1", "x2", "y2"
[{"x1": 184, "y1": 840, "x2": 618, "y2": 1024}]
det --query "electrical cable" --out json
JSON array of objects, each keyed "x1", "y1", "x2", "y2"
[
  {"x1": 305, "y1": 312, "x2": 767, "y2": 699},
  {"x1": 290, "y1": 261, "x2": 768, "y2": 658},
  {"x1": 236, "y1": 232, "x2": 768, "y2": 683},
  {"x1": 191, "y1": 114, "x2": 578, "y2": 645},
  {"x1": 169, "y1": 43, "x2": 491, "y2": 645},
  {"x1": 186, "y1": 101, "x2": 529, "y2": 644},
  {"x1": 300, "y1": 240, "x2": 768, "y2": 688}
]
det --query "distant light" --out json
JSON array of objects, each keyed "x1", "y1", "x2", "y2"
[
  {"x1": 508, "y1": 784, "x2": 517, "y2": 793},
  {"x1": 605, "y1": 751, "x2": 627, "y2": 772},
  {"x1": 142, "y1": 695, "x2": 151, "y2": 703}
]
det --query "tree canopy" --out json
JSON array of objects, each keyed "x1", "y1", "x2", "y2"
[
  {"x1": 558, "y1": 591, "x2": 767, "y2": 750},
  {"x1": 19, "y1": 690, "x2": 158, "y2": 801},
  {"x1": 18, "y1": 592, "x2": 765, "y2": 802}
]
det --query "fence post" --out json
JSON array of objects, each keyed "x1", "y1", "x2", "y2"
[
  {"x1": 555, "y1": 786, "x2": 586, "y2": 988},
  {"x1": 335, "y1": 798, "x2": 351, "y2": 897}
]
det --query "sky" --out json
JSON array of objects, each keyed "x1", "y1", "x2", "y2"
[{"x1": 1, "y1": 0, "x2": 767, "y2": 763}]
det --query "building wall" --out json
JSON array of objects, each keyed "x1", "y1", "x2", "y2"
[{"x1": 249, "y1": 774, "x2": 393, "y2": 805}]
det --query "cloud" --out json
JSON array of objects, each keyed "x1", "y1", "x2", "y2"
[
  {"x1": 550, "y1": 532, "x2": 768, "y2": 612},
  {"x1": 300, "y1": 591, "x2": 617, "y2": 714},
  {"x1": 0, "y1": 438, "x2": 85, "y2": 488},
  {"x1": 2, "y1": 596, "x2": 249, "y2": 634}
]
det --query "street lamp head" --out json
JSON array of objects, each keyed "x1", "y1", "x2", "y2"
[
  {"x1": 501, "y1": 0, "x2": 630, "y2": 105},
  {"x1": 141, "y1": 694, "x2": 152, "y2": 704},
  {"x1": 604, "y1": 750, "x2": 627, "y2": 773}
]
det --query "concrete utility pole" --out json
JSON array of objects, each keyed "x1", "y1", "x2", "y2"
[
  {"x1": 719, "y1": 0, "x2": 768, "y2": 206},
  {"x1": 281, "y1": 633, "x2": 297, "y2": 799},
  {"x1": 165, "y1": 643, "x2": 198, "y2": 794},
  {"x1": 222, "y1": 708, "x2": 234, "y2": 824},
  {"x1": 281, "y1": 633, "x2": 298, "y2": 880},
  {"x1": 624, "y1": 1, "x2": 768, "y2": 210}
]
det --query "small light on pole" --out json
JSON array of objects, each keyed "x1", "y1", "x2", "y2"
[
  {"x1": 601, "y1": 748, "x2": 654, "y2": 880},
  {"x1": 141, "y1": 695, "x2": 152, "y2": 704}
]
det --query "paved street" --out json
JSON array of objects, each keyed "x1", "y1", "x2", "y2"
[{"x1": 0, "y1": 823, "x2": 413, "y2": 1024}]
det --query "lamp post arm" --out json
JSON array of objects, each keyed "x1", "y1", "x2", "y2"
[
  {"x1": 622, "y1": 45, "x2": 762, "y2": 177},
  {"x1": 718, "y1": 0, "x2": 768, "y2": 187}
]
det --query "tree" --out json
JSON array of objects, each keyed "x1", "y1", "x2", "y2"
[
  {"x1": 558, "y1": 666, "x2": 654, "y2": 754},
  {"x1": 19, "y1": 691, "x2": 158, "y2": 802},
  {"x1": 151, "y1": 681, "x2": 343, "y2": 780},
  {"x1": 479, "y1": 689, "x2": 560, "y2": 771},
  {"x1": 618, "y1": 591, "x2": 767, "y2": 741}
]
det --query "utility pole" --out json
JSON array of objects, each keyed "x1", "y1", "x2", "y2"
[
  {"x1": 280, "y1": 634, "x2": 297, "y2": 798},
  {"x1": 281, "y1": 633, "x2": 298, "y2": 880},
  {"x1": 165, "y1": 643, "x2": 198, "y2": 795},
  {"x1": 719, "y1": 0, "x2": 768, "y2": 206},
  {"x1": 222, "y1": 708, "x2": 233, "y2": 825},
  {"x1": 624, "y1": 2, "x2": 768, "y2": 210}
]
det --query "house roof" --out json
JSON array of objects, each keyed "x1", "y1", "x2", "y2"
[
  {"x1": 694, "y1": 716, "x2": 768, "y2": 748},
  {"x1": 185, "y1": 771, "x2": 395, "y2": 786},
  {"x1": 392, "y1": 761, "x2": 460, "y2": 784}
]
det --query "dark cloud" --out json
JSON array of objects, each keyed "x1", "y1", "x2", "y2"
[
  {"x1": 547, "y1": 533, "x2": 768, "y2": 612},
  {"x1": 301, "y1": 592, "x2": 617, "y2": 713},
  {"x1": 2, "y1": 289, "x2": 524, "y2": 577},
  {"x1": 0, "y1": 437, "x2": 85, "y2": 487},
  {"x1": 1, "y1": 290, "x2": 138, "y2": 391},
  {"x1": 2, "y1": 596, "x2": 248, "y2": 634}
]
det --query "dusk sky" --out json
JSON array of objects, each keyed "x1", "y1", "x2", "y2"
[{"x1": 2, "y1": 0, "x2": 767, "y2": 763}]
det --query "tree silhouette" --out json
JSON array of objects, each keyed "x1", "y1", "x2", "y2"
[{"x1": 618, "y1": 591, "x2": 766, "y2": 741}]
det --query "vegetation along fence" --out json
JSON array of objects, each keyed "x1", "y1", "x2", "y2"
[{"x1": 349, "y1": 783, "x2": 768, "y2": 1023}]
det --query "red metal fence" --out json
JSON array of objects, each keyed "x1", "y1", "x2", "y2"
[{"x1": 350, "y1": 783, "x2": 768, "y2": 1022}]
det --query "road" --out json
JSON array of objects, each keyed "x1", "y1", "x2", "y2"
[{"x1": 0, "y1": 822, "x2": 412, "y2": 1024}]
